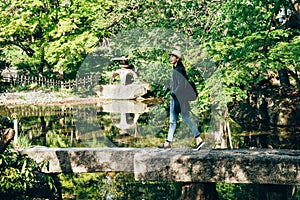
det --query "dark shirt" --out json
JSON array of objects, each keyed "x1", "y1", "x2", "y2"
[{"x1": 169, "y1": 64, "x2": 190, "y2": 114}]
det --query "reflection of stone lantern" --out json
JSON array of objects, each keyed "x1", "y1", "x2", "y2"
[
  {"x1": 101, "y1": 100, "x2": 150, "y2": 137},
  {"x1": 93, "y1": 57, "x2": 149, "y2": 100},
  {"x1": 110, "y1": 113, "x2": 139, "y2": 135}
]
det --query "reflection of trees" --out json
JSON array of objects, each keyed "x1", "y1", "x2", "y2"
[
  {"x1": 74, "y1": 105, "x2": 116, "y2": 147},
  {"x1": 6, "y1": 101, "x2": 300, "y2": 150},
  {"x1": 137, "y1": 102, "x2": 169, "y2": 137},
  {"x1": 243, "y1": 128, "x2": 300, "y2": 150},
  {"x1": 4, "y1": 105, "x2": 77, "y2": 147},
  {"x1": 19, "y1": 114, "x2": 76, "y2": 147},
  {"x1": 209, "y1": 102, "x2": 232, "y2": 149}
]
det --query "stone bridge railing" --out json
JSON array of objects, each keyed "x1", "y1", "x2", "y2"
[{"x1": 21, "y1": 147, "x2": 300, "y2": 185}]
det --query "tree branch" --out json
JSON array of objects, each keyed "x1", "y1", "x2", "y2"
[{"x1": 11, "y1": 41, "x2": 35, "y2": 57}]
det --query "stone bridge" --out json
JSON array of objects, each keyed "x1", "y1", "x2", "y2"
[{"x1": 21, "y1": 147, "x2": 300, "y2": 185}]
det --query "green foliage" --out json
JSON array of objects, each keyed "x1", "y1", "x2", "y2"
[
  {"x1": 207, "y1": 0, "x2": 300, "y2": 99},
  {"x1": 0, "y1": 146, "x2": 52, "y2": 199},
  {"x1": 59, "y1": 172, "x2": 182, "y2": 199},
  {"x1": 59, "y1": 172, "x2": 274, "y2": 200},
  {"x1": 46, "y1": 130, "x2": 71, "y2": 148},
  {"x1": 217, "y1": 183, "x2": 259, "y2": 200},
  {"x1": 269, "y1": 34, "x2": 300, "y2": 71},
  {"x1": 0, "y1": 0, "x2": 99, "y2": 80},
  {"x1": 58, "y1": 173, "x2": 104, "y2": 199},
  {"x1": 0, "y1": 116, "x2": 57, "y2": 199},
  {"x1": 110, "y1": 173, "x2": 182, "y2": 200},
  {"x1": 17, "y1": 135, "x2": 32, "y2": 149},
  {"x1": 0, "y1": 115, "x2": 13, "y2": 130}
]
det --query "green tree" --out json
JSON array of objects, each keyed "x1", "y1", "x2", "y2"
[
  {"x1": 0, "y1": 0, "x2": 100, "y2": 79},
  {"x1": 207, "y1": 0, "x2": 300, "y2": 100}
]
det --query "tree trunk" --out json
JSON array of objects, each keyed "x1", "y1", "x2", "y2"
[
  {"x1": 181, "y1": 182, "x2": 218, "y2": 200},
  {"x1": 278, "y1": 68, "x2": 290, "y2": 87}
]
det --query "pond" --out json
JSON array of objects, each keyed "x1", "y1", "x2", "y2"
[{"x1": 1, "y1": 99, "x2": 299, "y2": 150}]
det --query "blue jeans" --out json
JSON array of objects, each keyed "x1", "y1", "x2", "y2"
[{"x1": 166, "y1": 99, "x2": 200, "y2": 143}]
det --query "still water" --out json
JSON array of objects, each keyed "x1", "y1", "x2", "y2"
[
  {"x1": 1, "y1": 100, "x2": 174, "y2": 148},
  {"x1": 0, "y1": 100, "x2": 299, "y2": 149}
]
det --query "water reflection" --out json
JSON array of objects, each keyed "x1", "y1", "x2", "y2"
[
  {"x1": 0, "y1": 105, "x2": 76, "y2": 147},
  {"x1": 72, "y1": 100, "x2": 154, "y2": 147},
  {"x1": 102, "y1": 100, "x2": 150, "y2": 136},
  {"x1": 0, "y1": 100, "x2": 167, "y2": 148},
  {"x1": 1, "y1": 101, "x2": 299, "y2": 149}
]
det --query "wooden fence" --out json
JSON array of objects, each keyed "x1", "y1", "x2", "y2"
[{"x1": 2, "y1": 74, "x2": 100, "y2": 90}]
